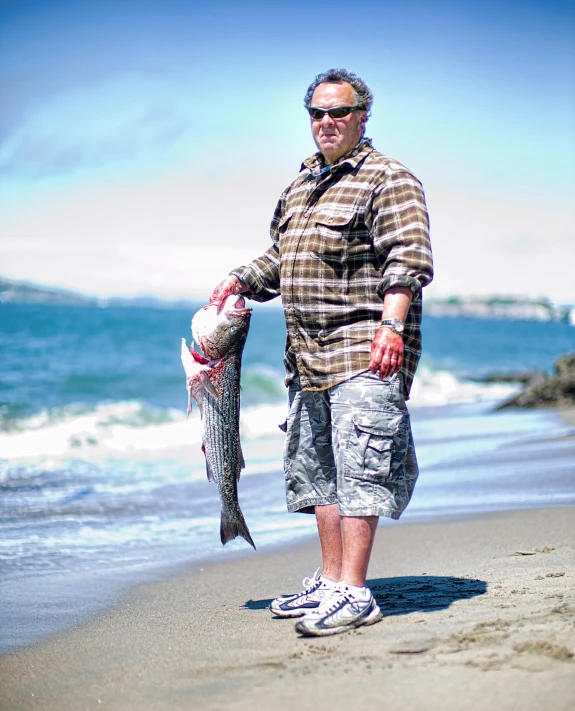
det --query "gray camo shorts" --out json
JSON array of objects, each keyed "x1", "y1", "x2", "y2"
[{"x1": 283, "y1": 370, "x2": 419, "y2": 519}]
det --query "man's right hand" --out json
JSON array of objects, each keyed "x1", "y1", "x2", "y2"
[{"x1": 209, "y1": 275, "x2": 249, "y2": 312}]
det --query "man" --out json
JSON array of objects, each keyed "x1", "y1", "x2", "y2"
[{"x1": 210, "y1": 68, "x2": 433, "y2": 637}]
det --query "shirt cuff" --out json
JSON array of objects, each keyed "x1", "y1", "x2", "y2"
[
  {"x1": 377, "y1": 274, "x2": 423, "y2": 300},
  {"x1": 229, "y1": 266, "x2": 280, "y2": 303}
]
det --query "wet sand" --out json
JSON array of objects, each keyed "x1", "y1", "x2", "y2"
[{"x1": 0, "y1": 506, "x2": 573, "y2": 711}]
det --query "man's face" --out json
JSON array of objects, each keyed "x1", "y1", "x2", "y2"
[{"x1": 309, "y1": 82, "x2": 366, "y2": 164}]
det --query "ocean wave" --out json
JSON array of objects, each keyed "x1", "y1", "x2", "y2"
[
  {"x1": 0, "y1": 401, "x2": 195, "y2": 462},
  {"x1": 240, "y1": 365, "x2": 286, "y2": 406},
  {"x1": 409, "y1": 366, "x2": 520, "y2": 407},
  {"x1": 0, "y1": 369, "x2": 521, "y2": 463},
  {"x1": 0, "y1": 400, "x2": 182, "y2": 433}
]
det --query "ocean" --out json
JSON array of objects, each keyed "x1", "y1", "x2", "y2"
[{"x1": 1, "y1": 302, "x2": 574, "y2": 653}]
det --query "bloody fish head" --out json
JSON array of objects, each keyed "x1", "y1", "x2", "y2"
[{"x1": 191, "y1": 294, "x2": 252, "y2": 360}]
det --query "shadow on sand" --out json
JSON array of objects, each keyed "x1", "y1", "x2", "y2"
[{"x1": 242, "y1": 575, "x2": 487, "y2": 616}]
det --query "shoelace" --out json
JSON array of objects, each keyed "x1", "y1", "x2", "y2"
[
  {"x1": 317, "y1": 587, "x2": 367, "y2": 615},
  {"x1": 301, "y1": 568, "x2": 321, "y2": 590}
]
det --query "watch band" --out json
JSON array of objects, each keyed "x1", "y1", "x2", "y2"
[{"x1": 380, "y1": 318, "x2": 405, "y2": 334}]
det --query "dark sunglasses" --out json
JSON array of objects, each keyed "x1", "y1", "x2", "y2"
[{"x1": 307, "y1": 105, "x2": 363, "y2": 120}]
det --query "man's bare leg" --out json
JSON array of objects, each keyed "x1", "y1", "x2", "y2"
[
  {"x1": 315, "y1": 503, "x2": 343, "y2": 582},
  {"x1": 341, "y1": 515, "x2": 379, "y2": 587}
]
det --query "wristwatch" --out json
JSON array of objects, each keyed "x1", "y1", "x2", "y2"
[{"x1": 380, "y1": 318, "x2": 405, "y2": 335}]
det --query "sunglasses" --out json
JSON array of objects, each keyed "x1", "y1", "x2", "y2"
[{"x1": 307, "y1": 105, "x2": 363, "y2": 120}]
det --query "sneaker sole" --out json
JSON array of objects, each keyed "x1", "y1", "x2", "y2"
[
  {"x1": 269, "y1": 603, "x2": 320, "y2": 618},
  {"x1": 295, "y1": 605, "x2": 383, "y2": 637}
]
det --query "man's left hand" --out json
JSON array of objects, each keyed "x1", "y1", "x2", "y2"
[{"x1": 369, "y1": 327, "x2": 403, "y2": 379}]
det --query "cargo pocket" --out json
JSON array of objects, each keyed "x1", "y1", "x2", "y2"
[
  {"x1": 344, "y1": 409, "x2": 405, "y2": 482},
  {"x1": 282, "y1": 387, "x2": 301, "y2": 479}
]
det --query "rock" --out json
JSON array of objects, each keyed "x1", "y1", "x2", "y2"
[
  {"x1": 496, "y1": 353, "x2": 575, "y2": 410},
  {"x1": 478, "y1": 371, "x2": 544, "y2": 385},
  {"x1": 555, "y1": 353, "x2": 575, "y2": 378},
  {"x1": 497, "y1": 377, "x2": 575, "y2": 409}
]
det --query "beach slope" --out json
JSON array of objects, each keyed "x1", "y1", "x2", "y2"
[{"x1": 0, "y1": 507, "x2": 573, "y2": 711}]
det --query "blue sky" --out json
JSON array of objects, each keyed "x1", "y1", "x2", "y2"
[{"x1": 1, "y1": 0, "x2": 574, "y2": 301}]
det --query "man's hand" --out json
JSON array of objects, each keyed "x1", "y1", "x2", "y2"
[
  {"x1": 369, "y1": 327, "x2": 404, "y2": 380},
  {"x1": 209, "y1": 275, "x2": 249, "y2": 313}
]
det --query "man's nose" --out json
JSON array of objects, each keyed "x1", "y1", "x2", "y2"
[{"x1": 320, "y1": 112, "x2": 335, "y2": 126}]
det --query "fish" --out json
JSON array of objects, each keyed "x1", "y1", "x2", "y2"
[{"x1": 181, "y1": 294, "x2": 255, "y2": 549}]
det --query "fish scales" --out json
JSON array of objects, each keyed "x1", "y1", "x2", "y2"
[
  {"x1": 202, "y1": 357, "x2": 254, "y2": 548},
  {"x1": 203, "y1": 359, "x2": 243, "y2": 504}
]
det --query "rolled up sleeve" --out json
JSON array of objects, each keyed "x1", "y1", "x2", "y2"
[{"x1": 370, "y1": 171, "x2": 434, "y2": 300}]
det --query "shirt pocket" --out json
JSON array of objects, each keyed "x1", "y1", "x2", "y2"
[
  {"x1": 313, "y1": 208, "x2": 372, "y2": 268},
  {"x1": 343, "y1": 408, "x2": 407, "y2": 481},
  {"x1": 305, "y1": 210, "x2": 356, "y2": 280},
  {"x1": 315, "y1": 208, "x2": 355, "y2": 240},
  {"x1": 277, "y1": 213, "x2": 293, "y2": 238}
]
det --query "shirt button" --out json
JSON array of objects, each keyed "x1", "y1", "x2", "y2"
[{"x1": 285, "y1": 271, "x2": 292, "y2": 278}]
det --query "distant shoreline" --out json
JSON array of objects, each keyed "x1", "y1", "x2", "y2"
[
  {"x1": 425, "y1": 296, "x2": 574, "y2": 324},
  {"x1": 1, "y1": 276, "x2": 574, "y2": 322},
  {"x1": 0, "y1": 277, "x2": 201, "y2": 309}
]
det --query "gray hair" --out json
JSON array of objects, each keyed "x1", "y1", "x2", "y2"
[{"x1": 304, "y1": 68, "x2": 373, "y2": 117}]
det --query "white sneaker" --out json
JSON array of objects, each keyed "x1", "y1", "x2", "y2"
[
  {"x1": 294, "y1": 585, "x2": 382, "y2": 636},
  {"x1": 269, "y1": 569, "x2": 334, "y2": 618}
]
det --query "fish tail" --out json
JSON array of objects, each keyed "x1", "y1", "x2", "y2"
[{"x1": 220, "y1": 507, "x2": 256, "y2": 550}]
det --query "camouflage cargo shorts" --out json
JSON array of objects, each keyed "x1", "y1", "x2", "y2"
[{"x1": 283, "y1": 370, "x2": 419, "y2": 519}]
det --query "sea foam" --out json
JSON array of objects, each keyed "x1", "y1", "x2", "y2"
[{"x1": 0, "y1": 368, "x2": 520, "y2": 464}]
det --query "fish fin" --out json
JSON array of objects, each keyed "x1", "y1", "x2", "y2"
[
  {"x1": 220, "y1": 507, "x2": 256, "y2": 550},
  {"x1": 185, "y1": 376, "x2": 205, "y2": 414},
  {"x1": 237, "y1": 443, "x2": 245, "y2": 479},
  {"x1": 200, "y1": 371, "x2": 219, "y2": 399},
  {"x1": 181, "y1": 339, "x2": 195, "y2": 375},
  {"x1": 202, "y1": 444, "x2": 214, "y2": 482}
]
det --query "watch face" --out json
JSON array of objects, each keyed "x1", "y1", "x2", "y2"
[{"x1": 381, "y1": 319, "x2": 405, "y2": 333}]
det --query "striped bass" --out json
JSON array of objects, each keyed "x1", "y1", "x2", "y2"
[{"x1": 181, "y1": 295, "x2": 255, "y2": 549}]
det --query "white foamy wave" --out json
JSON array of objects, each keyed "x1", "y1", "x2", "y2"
[
  {"x1": 3, "y1": 400, "x2": 184, "y2": 433},
  {"x1": 409, "y1": 367, "x2": 521, "y2": 407},
  {"x1": 0, "y1": 369, "x2": 521, "y2": 463},
  {"x1": 240, "y1": 404, "x2": 288, "y2": 438},
  {"x1": 0, "y1": 401, "x2": 198, "y2": 462},
  {"x1": 0, "y1": 399, "x2": 288, "y2": 465}
]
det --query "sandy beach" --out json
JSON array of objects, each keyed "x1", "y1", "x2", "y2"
[{"x1": 1, "y1": 506, "x2": 573, "y2": 711}]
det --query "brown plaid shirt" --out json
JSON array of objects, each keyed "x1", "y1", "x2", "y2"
[{"x1": 231, "y1": 139, "x2": 433, "y2": 397}]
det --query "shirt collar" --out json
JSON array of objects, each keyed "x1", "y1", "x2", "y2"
[{"x1": 301, "y1": 138, "x2": 374, "y2": 181}]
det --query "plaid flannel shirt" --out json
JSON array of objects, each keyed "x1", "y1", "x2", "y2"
[{"x1": 231, "y1": 139, "x2": 433, "y2": 397}]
